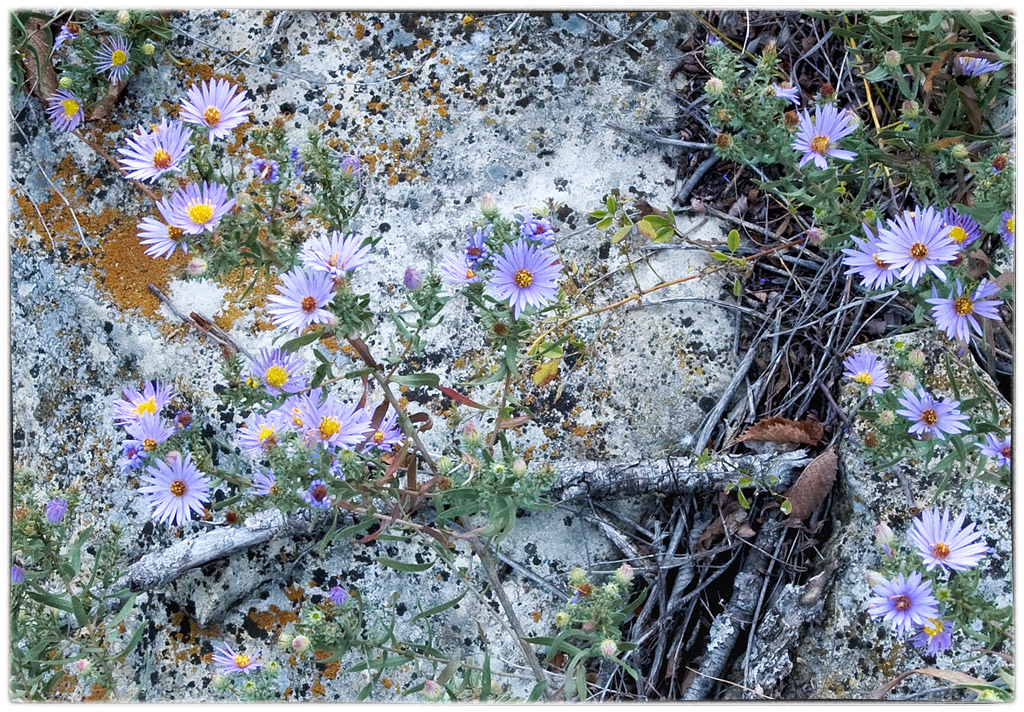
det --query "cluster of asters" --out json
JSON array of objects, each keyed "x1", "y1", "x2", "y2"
[
  {"x1": 840, "y1": 204, "x2": 1012, "y2": 346},
  {"x1": 435, "y1": 214, "x2": 562, "y2": 319},
  {"x1": 867, "y1": 508, "x2": 989, "y2": 655},
  {"x1": 843, "y1": 349, "x2": 1011, "y2": 467}
]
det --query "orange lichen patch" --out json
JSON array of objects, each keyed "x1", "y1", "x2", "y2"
[
  {"x1": 436, "y1": 106, "x2": 448, "y2": 118},
  {"x1": 529, "y1": 611, "x2": 542, "y2": 623},
  {"x1": 52, "y1": 673, "x2": 78, "y2": 697},
  {"x1": 355, "y1": 23, "x2": 366, "y2": 40},
  {"x1": 283, "y1": 583, "x2": 306, "y2": 603},
  {"x1": 247, "y1": 605, "x2": 299, "y2": 637},
  {"x1": 311, "y1": 679, "x2": 326, "y2": 696},
  {"x1": 381, "y1": 677, "x2": 393, "y2": 689},
  {"x1": 84, "y1": 684, "x2": 107, "y2": 701}
]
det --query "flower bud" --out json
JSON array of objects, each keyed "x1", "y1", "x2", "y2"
[
  {"x1": 705, "y1": 77, "x2": 725, "y2": 96},
  {"x1": 568, "y1": 567, "x2": 588, "y2": 586},
  {"x1": 581, "y1": 620, "x2": 595, "y2": 631},
  {"x1": 901, "y1": 99, "x2": 920, "y2": 118},
  {"x1": 461, "y1": 421, "x2": 483, "y2": 447},
  {"x1": 908, "y1": 348, "x2": 926, "y2": 367},
  {"x1": 554, "y1": 611, "x2": 570, "y2": 627},
  {"x1": 490, "y1": 680, "x2": 503, "y2": 697},
  {"x1": 874, "y1": 521, "x2": 894, "y2": 556},
  {"x1": 211, "y1": 673, "x2": 230, "y2": 690},
  {"x1": 265, "y1": 660, "x2": 280, "y2": 675},
  {"x1": 117, "y1": 10, "x2": 131, "y2": 24},
  {"x1": 340, "y1": 155, "x2": 361, "y2": 175},
  {"x1": 992, "y1": 153, "x2": 1008, "y2": 172},
  {"x1": 277, "y1": 633, "x2": 294, "y2": 651},
  {"x1": 435, "y1": 456, "x2": 453, "y2": 476},
  {"x1": 600, "y1": 639, "x2": 618, "y2": 658},
  {"x1": 423, "y1": 679, "x2": 442, "y2": 700},
  {"x1": 480, "y1": 192, "x2": 497, "y2": 215},
  {"x1": 899, "y1": 371, "x2": 917, "y2": 389},
  {"x1": 613, "y1": 563, "x2": 634, "y2": 585},
  {"x1": 715, "y1": 132, "x2": 734, "y2": 149},
  {"x1": 784, "y1": 110, "x2": 799, "y2": 127},
  {"x1": 58, "y1": 76, "x2": 73, "y2": 89},
  {"x1": 883, "y1": 49, "x2": 902, "y2": 68},
  {"x1": 142, "y1": 42, "x2": 155, "y2": 56},
  {"x1": 878, "y1": 410, "x2": 896, "y2": 426},
  {"x1": 866, "y1": 570, "x2": 887, "y2": 588},
  {"x1": 512, "y1": 457, "x2": 528, "y2": 476},
  {"x1": 805, "y1": 227, "x2": 826, "y2": 245},
  {"x1": 403, "y1": 266, "x2": 422, "y2": 290},
  {"x1": 71, "y1": 658, "x2": 92, "y2": 675},
  {"x1": 714, "y1": 107, "x2": 731, "y2": 122},
  {"x1": 291, "y1": 634, "x2": 310, "y2": 653},
  {"x1": 818, "y1": 82, "x2": 835, "y2": 100},
  {"x1": 186, "y1": 257, "x2": 208, "y2": 276}
]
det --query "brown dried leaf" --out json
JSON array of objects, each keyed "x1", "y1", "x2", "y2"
[
  {"x1": 869, "y1": 667, "x2": 986, "y2": 700},
  {"x1": 21, "y1": 17, "x2": 57, "y2": 99},
  {"x1": 735, "y1": 416, "x2": 823, "y2": 446},
  {"x1": 782, "y1": 447, "x2": 837, "y2": 521},
  {"x1": 86, "y1": 78, "x2": 128, "y2": 121}
]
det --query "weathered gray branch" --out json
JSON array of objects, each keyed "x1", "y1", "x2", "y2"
[{"x1": 116, "y1": 451, "x2": 808, "y2": 595}]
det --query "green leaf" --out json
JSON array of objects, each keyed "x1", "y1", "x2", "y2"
[
  {"x1": 736, "y1": 488, "x2": 750, "y2": 509},
  {"x1": 727, "y1": 229, "x2": 740, "y2": 253},
  {"x1": 391, "y1": 372, "x2": 440, "y2": 388},
  {"x1": 587, "y1": 209, "x2": 607, "y2": 219},
  {"x1": 733, "y1": 277, "x2": 742, "y2": 297},
  {"x1": 118, "y1": 618, "x2": 148, "y2": 659},
  {"x1": 109, "y1": 595, "x2": 137, "y2": 627},
  {"x1": 709, "y1": 251, "x2": 729, "y2": 261},
  {"x1": 780, "y1": 499, "x2": 792, "y2": 515},
  {"x1": 480, "y1": 652, "x2": 491, "y2": 701},
  {"x1": 527, "y1": 680, "x2": 547, "y2": 702},
  {"x1": 575, "y1": 658, "x2": 588, "y2": 701},
  {"x1": 595, "y1": 216, "x2": 614, "y2": 230},
  {"x1": 280, "y1": 329, "x2": 324, "y2": 353},
  {"x1": 611, "y1": 225, "x2": 632, "y2": 244},
  {"x1": 376, "y1": 557, "x2": 435, "y2": 573},
  {"x1": 606, "y1": 195, "x2": 618, "y2": 214},
  {"x1": 68, "y1": 525, "x2": 94, "y2": 574},
  {"x1": 410, "y1": 590, "x2": 468, "y2": 623}
]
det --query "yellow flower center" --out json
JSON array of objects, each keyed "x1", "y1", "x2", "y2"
[
  {"x1": 909, "y1": 242, "x2": 928, "y2": 260},
  {"x1": 931, "y1": 541, "x2": 951, "y2": 560},
  {"x1": 111, "y1": 49, "x2": 127, "y2": 66},
  {"x1": 373, "y1": 430, "x2": 385, "y2": 443},
  {"x1": 169, "y1": 480, "x2": 187, "y2": 497},
  {"x1": 234, "y1": 654, "x2": 250, "y2": 668},
  {"x1": 319, "y1": 417, "x2": 341, "y2": 440},
  {"x1": 854, "y1": 371, "x2": 873, "y2": 386},
  {"x1": 152, "y1": 148, "x2": 172, "y2": 169},
  {"x1": 923, "y1": 619, "x2": 944, "y2": 638},
  {"x1": 291, "y1": 408, "x2": 303, "y2": 427},
  {"x1": 919, "y1": 408, "x2": 939, "y2": 426},
  {"x1": 143, "y1": 438, "x2": 157, "y2": 451},
  {"x1": 61, "y1": 99, "x2": 80, "y2": 118},
  {"x1": 1007, "y1": 217, "x2": 1015, "y2": 235},
  {"x1": 514, "y1": 269, "x2": 534, "y2": 288},
  {"x1": 133, "y1": 398, "x2": 157, "y2": 416},
  {"x1": 204, "y1": 106, "x2": 221, "y2": 127},
  {"x1": 810, "y1": 135, "x2": 830, "y2": 155},
  {"x1": 465, "y1": 268, "x2": 475, "y2": 280},
  {"x1": 872, "y1": 253, "x2": 889, "y2": 269},
  {"x1": 953, "y1": 296, "x2": 974, "y2": 316},
  {"x1": 327, "y1": 253, "x2": 339, "y2": 267},
  {"x1": 949, "y1": 226, "x2": 968, "y2": 244},
  {"x1": 264, "y1": 365, "x2": 289, "y2": 388},
  {"x1": 257, "y1": 425, "x2": 276, "y2": 442},
  {"x1": 301, "y1": 296, "x2": 317, "y2": 313},
  {"x1": 187, "y1": 202, "x2": 214, "y2": 226},
  {"x1": 167, "y1": 225, "x2": 184, "y2": 241}
]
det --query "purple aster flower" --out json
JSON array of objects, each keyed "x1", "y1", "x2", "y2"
[
  {"x1": 45, "y1": 498, "x2": 68, "y2": 524},
  {"x1": 302, "y1": 479, "x2": 335, "y2": 509},
  {"x1": 212, "y1": 643, "x2": 263, "y2": 675},
  {"x1": 705, "y1": 33, "x2": 723, "y2": 47},
  {"x1": 926, "y1": 279, "x2": 1003, "y2": 344},
  {"x1": 841, "y1": 226, "x2": 899, "y2": 290},
  {"x1": 113, "y1": 380, "x2": 175, "y2": 425},
  {"x1": 119, "y1": 441, "x2": 145, "y2": 473},
  {"x1": 124, "y1": 413, "x2": 173, "y2": 455},
  {"x1": 249, "y1": 469, "x2": 277, "y2": 496},
  {"x1": 519, "y1": 215, "x2": 555, "y2": 246},
  {"x1": 910, "y1": 618, "x2": 954, "y2": 656},
  {"x1": 45, "y1": 90, "x2": 85, "y2": 133},
  {"x1": 941, "y1": 207, "x2": 981, "y2": 251},
  {"x1": 340, "y1": 154, "x2": 361, "y2": 175},
  {"x1": 875, "y1": 206, "x2": 958, "y2": 286},
  {"x1": 843, "y1": 349, "x2": 889, "y2": 396},
  {"x1": 250, "y1": 157, "x2": 279, "y2": 184},
  {"x1": 867, "y1": 571, "x2": 940, "y2": 635},
  {"x1": 956, "y1": 56, "x2": 1005, "y2": 77},
  {"x1": 291, "y1": 146, "x2": 305, "y2": 175},
  {"x1": 238, "y1": 411, "x2": 286, "y2": 456},
  {"x1": 977, "y1": 433, "x2": 1011, "y2": 468},
  {"x1": 908, "y1": 507, "x2": 989, "y2": 573},
  {"x1": 403, "y1": 266, "x2": 422, "y2": 290},
  {"x1": 362, "y1": 410, "x2": 403, "y2": 452},
  {"x1": 166, "y1": 181, "x2": 235, "y2": 235},
  {"x1": 178, "y1": 78, "x2": 252, "y2": 143},
  {"x1": 773, "y1": 82, "x2": 801, "y2": 106},
  {"x1": 299, "y1": 232, "x2": 371, "y2": 280},
  {"x1": 895, "y1": 387, "x2": 970, "y2": 440},
  {"x1": 792, "y1": 104, "x2": 858, "y2": 169},
  {"x1": 490, "y1": 239, "x2": 563, "y2": 319},
  {"x1": 94, "y1": 35, "x2": 131, "y2": 83},
  {"x1": 137, "y1": 193, "x2": 189, "y2": 259},
  {"x1": 266, "y1": 268, "x2": 337, "y2": 333},
  {"x1": 117, "y1": 119, "x2": 193, "y2": 183},
  {"x1": 293, "y1": 388, "x2": 371, "y2": 450},
  {"x1": 328, "y1": 458, "x2": 346, "y2": 480},
  {"x1": 139, "y1": 453, "x2": 211, "y2": 527},
  {"x1": 53, "y1": 24, "x2": 77, "y2": 51},
  {"x1": 875, "y1": 521, "x2": 895, "y2": 556},
  {"x1": 438, "y1": 252, "x2": 482, "y2": 285},
  {"x1": 1000, "y1": 210, "x2": 1014, "y2": 247},
  {"x1": 329, "y1": 586, "x2": 349, "y2": 606},
  {"x1": 11, "y1": 565, "x2": 25, "y2": 584},
  {"x1": 464, "y1": 225, "x2": 493, "y2": 265},
  {"x1": 251, "y1": 347, "x2": 307, "y2": 396}
]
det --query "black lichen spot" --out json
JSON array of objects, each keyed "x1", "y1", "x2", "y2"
[
  {"x1": 242, "y1": 612, "x2": 269, "y2": 640},
  {"x1": 698, "y1": 396, "x2": 716, "y2": 414},
  {"x1": 396, "y1": 602, "x2": 408, "y2": 617}
]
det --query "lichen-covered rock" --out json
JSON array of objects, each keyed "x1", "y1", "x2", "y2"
[{"x1": 789, "y1": 330, "x2": 1012, "y2": 700}]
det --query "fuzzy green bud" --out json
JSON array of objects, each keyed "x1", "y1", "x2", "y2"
[
  {"x1": 568, "y1": 567, "x2": 588, "y2": 586},
  {"x1": 554, "y1": 610, "x2": 570, "y2": 627},
  {"x1": 908, "y1": 348, "x2": 926, "y2": 368},
  {"x1": 511, "y1": 458, "x2": 528, "y2": 476},
  {"x1": 600, "y1": 639, "x2": 618, "y2": 658},
  {"x1": 211, "y1": 673, "x2": 230, "y2": 691},
  {"x1": 899, "y1": 371, "x2": 917, "y2": 389},
  {"x1": 338, "y1": 448, "x2": 356, "y2": 464},
  {"x1": 58, "y1": 76, "x2": 73, "y2": 89},
  {"x1": 291, "y1": 634, "x2": 310, "y2": 654},
  {"x1": 116, "y1": 10, "x2": 131, "y2": 24},
  {"x1": 277, "y1": 633, "x2": 294, "y2": 651},
  {"x1": 878, "y1": 410, "x2": 896, "y2": 426},
  {"x1": 142, "y1": 42, "x2": 155, "y2": 56},
  {"x1": 265, "y1": 660, "x2": 280, "y2": 675},
  {"x1": 883, "y1": 49, "x2": 902, "y2": 68},
  {"x1": 901, "y1": 99, "x2": 920, "y2": 119},
  {"x1": 950, "y1": 143, "x2": 969, "y2": 161},
  {"x1": 423, "y1": 679, "x2": 442, "y2": 700},
  {"x1": 435, "y1": 456, "x2": 453, "y2": 476},
  {"x1": 704, "y1": 77, "x2": 725, "y2": 96},
  {"x1": 613, "y1": 563, "x2": 634, "y2": 585}
]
